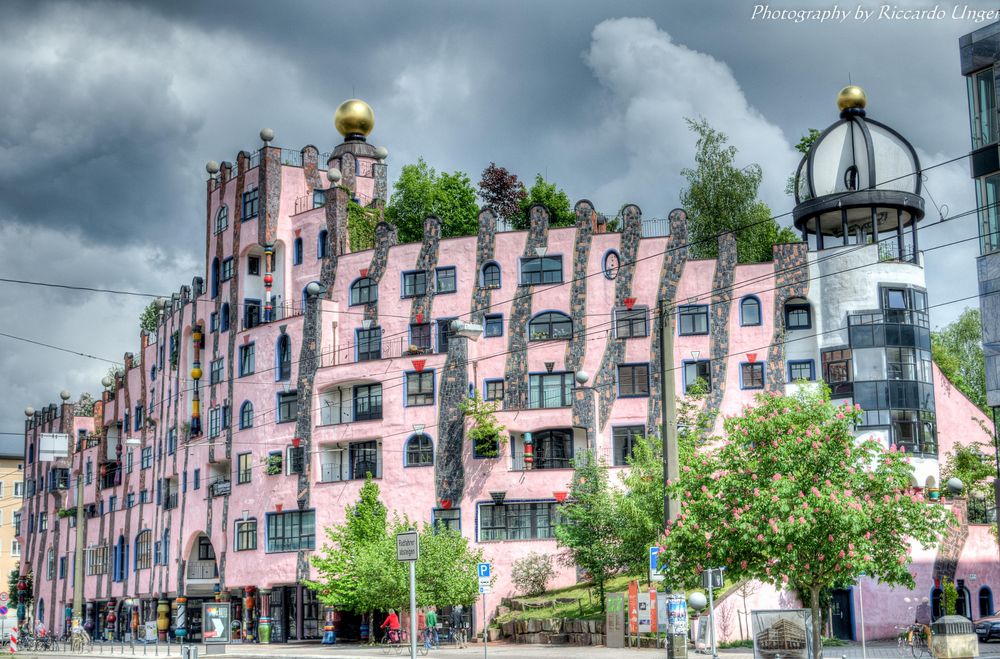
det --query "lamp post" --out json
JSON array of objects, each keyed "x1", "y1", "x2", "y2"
[
  {"x1": 992, "y1": 407, "x2": 1000, "y2": 563},
  {"x1": 574, "y1": 370, "x2": 597, "y2": 452}
]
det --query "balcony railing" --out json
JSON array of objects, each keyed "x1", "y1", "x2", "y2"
[
  {"x1": 209, "y1": 480, "x2": 231, "y2": 497},
  {"x1": 163, "y1": 493, "x2": 178, "y2": 510},
  {"x1": 320, "y1": 463, "x2": 348, "y2": 483},
  {"x1": 241, "y1": 302, "x2": 304, "y2": 331},
  {"x1": 319, "y1": 336, "x2": 432, "y2": 368},
  {"x1": 510, "y1": 451, "x2": 574, "y2": 471},
  {"x1": 187, "y1": 562, "x2": 218, "y2": 580}
]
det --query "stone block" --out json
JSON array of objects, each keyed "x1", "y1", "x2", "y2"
[
  {"x1": 527, "y1": 619, "x2": 541, "y2": 633},
  {"x1": 587, "y1": 620, "x2": 596, "y2": 633},
  {"x1": 549, "y1": 634, "x2": 569, "y2": 644},
  {"x1": 501, "y1": 622, "x2": 514, "y2": 637}
]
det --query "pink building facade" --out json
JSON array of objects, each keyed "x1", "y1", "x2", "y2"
[{"x1": 16, "y1": 96, "x2": 998, "y2": 644}]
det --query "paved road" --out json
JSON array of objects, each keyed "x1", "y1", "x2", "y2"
[{"x1": 13, "y1": 639, "x2": 1000, "y2": 659}]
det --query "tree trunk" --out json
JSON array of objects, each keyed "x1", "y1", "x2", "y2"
[{"x1": 810, "y1": 586, "x2": 822, "y2": 659}]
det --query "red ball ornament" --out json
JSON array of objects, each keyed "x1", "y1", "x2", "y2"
[{"x1": 263, "y1": 274, "x2": 273, "y2": 285}]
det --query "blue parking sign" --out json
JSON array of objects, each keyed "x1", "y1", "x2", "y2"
[{"x1": 478, "y1": 562, "x2": 491, "y2": 578}]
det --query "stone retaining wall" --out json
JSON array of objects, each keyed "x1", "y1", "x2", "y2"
[{"x1": 499, "y1": 618, "x2": 606, "y2": 646}]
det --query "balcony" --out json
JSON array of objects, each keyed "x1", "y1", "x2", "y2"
[
  {"x1": 319, "y1": 336, "x2": 432, "y2": 368},
  {"x1": 510, "y1": 451, "x2": 574, "y2": 472},
  {"x1": 877, "y1": 237, "x2": 918, "y2": 264},
  {"x1": 186, "y1": 561, "x2": 218, "y2": 580},
  {"x1": 99, "y1": 464, "x2": 121, "y2": 490},
  {"x1": 209, "y1": 480, "x2": 231, "y2": 497},
  {"x1": 241, "y1": 302, "x2": 303, "y2": 331},
  {"x1": 163, "y1": 493, "x2": 178, "y2": 510}
]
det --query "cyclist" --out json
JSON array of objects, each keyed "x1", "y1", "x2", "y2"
[{"x1": 380, "y1": 609, "x2": 401, "y2": 644}]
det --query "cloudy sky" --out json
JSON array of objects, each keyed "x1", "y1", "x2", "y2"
[{"x1": 0, "y1": 0, "x2": 989, "y2": 444}]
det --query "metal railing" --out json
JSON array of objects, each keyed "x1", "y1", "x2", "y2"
[
  {"x1": 640, "y1": 217, "x2": 670, "y2": 237},
  {"x1": 240, "y1": 301, "x2": 304, "y2": 331},
  {"x1": 510, "y1": 451, "x2": 573, "y2": 471},
  {"x1": 877, "y1": 236, "x2": 918, "y2": 264},
  {"x1": 163, "y1": 493, "x2": 178, "y2": 510},
  {"x1": 319, "y1": 336, "x2": 434, "y2": 367},
  {"x1": 186, "y1": 562, "x2": 218, "y2": 579},
  {"x1": 280, "y1": 148, "x2": 303, "y2": 167},
  {"x1": 209, "y1": 480, "x2": 231, "y2": 497}
]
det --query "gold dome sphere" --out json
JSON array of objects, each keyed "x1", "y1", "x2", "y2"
[
  {"x1": 837, "y1": 85, "x2": 867, "y2": 111},
  {"x1": 334, "y1": 99, "x2": 375, "y2": 138},
  {"x1": 190, "y1": 367, "x2": 202, "y2": 380}
]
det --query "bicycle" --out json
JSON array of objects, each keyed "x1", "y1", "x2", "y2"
[
  {"x1": 907, "y1": 623, "x2": 931, "y2": 658},
  {"x1": 71, "y1": 627, "x2": 93, "y2": 653}
]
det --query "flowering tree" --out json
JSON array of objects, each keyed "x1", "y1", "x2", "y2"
[{"x1": 660, "y1": 387, "x2": 951, "y2": 658}]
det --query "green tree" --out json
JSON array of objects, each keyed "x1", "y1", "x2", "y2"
[
  {"x1": 416, "y1": 523, "x2": 485, "y2": 607},
  {"x1": 139, "y1": 301, "x2": 159, "y2": 334},
  {"x1": 555, "y1": 451, "x2": 623, "y2": 611},
  {"x1": 681, "y1": 118, "x2": 798, "y2": 263},
  {"x1": 787, "y1": 129, "x2": 822, "y2": 196},
  {"x1": 932, "y1": 308, "x2": 987, "y2": 412},
  {"x1": 385, "y1": 158, "x2": 479, "y2": 243},
  {"x1": 513, "y1": 174, "x2": 575, "y2": 230},
  {"x1": 659, "y1": 387, "x2": 950, "y2": 659},
  {"x1": 478, "y1": 163, "x2": 526, "y2": 221},
  {"x1": 8, "y1": 565, "x2": 32, "y2": 618},
  {"x1": 941, "y1": 441, "x2": 995, "y2": 499},
  {"x1": 348, "y1": 200, "x2": 379, "y2": 251},
  {"x1": 74, "y1": 392, "x2": 96, "y2": 417}
]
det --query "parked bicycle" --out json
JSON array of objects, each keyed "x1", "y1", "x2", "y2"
[{"x1": 906, "y1": 623, "x2": 932, "y2": 658}]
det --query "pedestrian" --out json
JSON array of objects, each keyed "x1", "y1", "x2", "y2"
[
  {"x1": 424, "y1": 607, "x2": 439, "y2": 649},
  {"x1": 449, "y1": 605, "x2": 466, "y2": 648}
]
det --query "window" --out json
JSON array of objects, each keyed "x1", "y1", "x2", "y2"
[
  {"x1": 220, "y1": 303, "x2": 230, "y2": 332},
  {"x1": 969, "y1": 67, "x2": 998, "y2": 149},
  {"x1": 210, "y1": 358, "x2": 224, "y2": 385},
  {"x1": 237, "y1": 453, "x2": 252, "y2": 484},
  {"x1": 215, "y1": 206, "x2": 228, "y2": 234},
  {"x1": 47, "y1": 548, "x2": 54, "y2": 579},
  {"x1": 481, "y1": 262, "x2": 501, "y2": 289},
  {"x1": 684, "y1": 360, "x2": 712, "y2": 393},
  {"x1": 484, "y1": 314, "x2": 503, "y2": 338},
  {"x1": 678, "y1": 305, "x2": 709, "y2": 335},
  {"x1": 197, "y1": 535, "x2": 215, "y2": 561},
  {"x1": 531, "y1": 429, "x2": 574, "y2": 469},
  {"x1": 615, "y1": 307, "x2": 649, "y2": 338},
  {"x1": 612, "y1": 426, "x2": 644, "y2": 466},
  {"x1": 884, "y1": 288, "x2": 907, "y2": 310},
  {"x1": 520, "y1": 256, "x2": 563, "y2": 285},
  {"x1": 406, "y1": 371, "x2": 435, "y2": 406},
  {"x1": 236, "y1": 519, "x2": 257, "y2": 551},
  {"x1": 528, "y1": 312, "x2": 573, "y2": 341},
  {"x1": 479, "y1": 502, "x2": 561, "y2": 541},
  {"x1": 239, "y1": 343, "x2": 255, "y2": 376},
  {"x1": 135, "y1": 531, "x2": 152, "y2": 570},
  {"x1": 126, "y1": 493, "x2": 134, "y2": 508},
  {"x1": 209, "y1": 407, "x2": 222, "y2": 438},
  {"x1": 39, "y1": 512, "x2": 47, "y2": 531},
  {"x1": 891, "y1": 409, "x2": 937, "y2": 455},
  {"x1": 436, "y1": 318, "x2": 456, "y2": 353},
  {"x1": 350, "y1": 441, "x2": 379, "y2": 479},
  {"x1": 193, "y1": 468, "x2": 201, "y2": 490},
  {"x1": 618, "y1": 364, "x2": 650, "y2": 396},
  {"x1": 981, "y1": 587, "x2": 994, "y2": 617},
  {"x1": 266, "y1": 510, "x2": 315, "y2": 553},
  {"x1": 432, "y1": 508, "x2": 461, "y2": 533},
  {"x1": 241, "y1": 188, "x2": 259, "y2": 220},
  {"x1": 405, "y1": 434, "x2": 433, "y2": 466},
  {"x1": 59, "y1": 557, "x2": 66, "y2": 580},
  {"x1": 239, "y1": 401, "x2": 254, "y2": 429},
  {"x1": 277, "y1": 335, "x2": 292, "y2": 380},
  {"x1": 287, "y1": 446, "x2": 305, "y2": 475},
  {"x1": 350, "y1": 277, "x2": 377, "y2": 305},
  {"x1": 140, "y1": 489, "x2": 150, "y2": 503},
  {"x1": 529, "y1": 373, "x2": 574, "y2": 409},
  {"x1": 785, "y1": 300, "x2": 811, "y2": 329},
  {"x1": 134, "y1": 404, "x2": 144, "y2": 430},
  {"x1": 409, "y1": 323, "x2": 431, "y2": 351},
  {"x1": 86, "y1": 546, "x2": 108, "y2": 575},
  {"x1": 741, "y1": 362, "x2": 764, "y2": 389},
  {"x1": 10, "y1": 540, "x2": 19, "y2": 558},
  {"x1": 13, "y1": 482, "x2": 22, "y2": 497},
  {"x1": 293, "y1": 238, "x2": 303, "y2": 265},
  {"x1": 277, "y1": 391, "x2": 297, "y2": 423},
  {"x1": 887, "y1": 347, "x2": 931, "y2": 382},
  {"x1": 402, "y1": 271, "x2": 427, "y2": 298},
  {"x1": 356, "y1": 327, "x2": 382, "y2": 361},
  {"x1": 740, "y1": 296, "x2": 762, "y2": 326},
  {"x1": 125, "y1": 449, "x2": 134, "y2": 474},
  {"x1": 12, "y1": 513, "x2": 19, "y2": 535},
  {"x1": 484, "y1": 380, "x2": 504, "y2": 402},
  {"x1": 317, "y1": 230, "x2": 328, "y2": 259},
  {"x1": 788, "y1": 360, "x2": 815, "y2": 382},
  {"x1": 248, "y1": 255, "x2": 261, "y2": 276},
  {"x1": 435, "y1": 267, "x2": 456, "y2": 294},
  {"x1": 354, "y1": 384, "x2": 383, "y2": 421},
  {"x1": 221, "y1": 257, "x2": 234, "y2": 282},
  {"x1": 141, "y1": 447, "x2": 152, "y2": 470}
]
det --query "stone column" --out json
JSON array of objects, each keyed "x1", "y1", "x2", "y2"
[{"x1": 156, "y1": 598, "x2": 169, "y2": 641}]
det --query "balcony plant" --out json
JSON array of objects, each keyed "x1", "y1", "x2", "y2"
[
  {"x1": 56, "y1": 507, "x2": 77, "y2": 519},
  {"x1": 459, "y1": 393, "x2": 505, "y2": 458},
  {"x1": 265, "y1": 453, "x2": 283, "y2": 475}
]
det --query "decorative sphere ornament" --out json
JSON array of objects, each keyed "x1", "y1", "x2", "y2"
[
  {"x1": 259, "y1": 128, "x2": 275, "y2": 143},
  {"x1": 575, "y1": 370, "x2": 590, "y2": 385},
  {"x1": 306, "y1": 281, "x2": 323, "y2": 297},
  {"x1": 947, "y1": 477, "x2": 964, "y2": 495},
  {"x1": 837, "y1": 85, "x2": 867, "y2": 111},
  {"x1": 190, "y1": 367, "x2": 202, "y2": 380},
  {"x1": 263, "y1": 274, "x2": 273, "y2": 285},
  {"x1": 374, "y1": 146, "x2": 389, "y2": 160},
  {"x1": 60, "y1": 389, "x2": 71, "y2": 401},
  {"x1": 101, "y1": 376, "x2": 114, "y2": 388},
  {"x1": 327, "y1": 168, "x2": 342, "y2": 183},
  {"x1": 24, "y1": 407, "x2": 34, "y2": 417},
  {"x1": 334, "y1": 99, "x2": 375, "y2": 137},
  {"x1": 206, "y1": 161, "x2": 220, "y2": 175},
  {"x1": 688, "y1": 592, "x2": 707, "y2": 612}
]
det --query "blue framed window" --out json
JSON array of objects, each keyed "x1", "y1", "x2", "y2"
[
  {"x1": 481, "y1": 262, "x2": 501, "y2": 289},
  {"x1": 409, "y1": 323, "x2": 431, "y2": 352},
  {"x1": 243, "y1": 298, "x2": 261, "y2": 329},
  {"x1": 277, "y1": 391, "x2": 297, "y2": 423},
  {"x1": 241, "y1": 188, "x2": 259, "y2": 221},
  {"x1": 740, "y1": 362, "x2": 764, "y2": 389},
  {"x1": 519, "y1": 256, "x2": 563, "y2": 285},
  {"x1": 293, "y1": 238, "x2": 303, "y2": 265},
  {"x1": 214, "y1": 206, "x2": 228, "y2": 234},
  {"x1": 210, "y1": 258, "x2": 220, "y2": 298},
  {"x1": 317, "y1": 230, "x2": 328, "y2": 259},
  {"x1": 432, "y1": 508, "x2": 461, "y2": 532},
  {"x1": 404, "y1": 434, "x2": 434, "y2": 466},
  {"x1": 615, "y1": 307, "x2": 649, "y2": 338},
  {"x1": 617, "y1": 364, "x2": 650, "y2": 397},
  {"x1": 678, "y1": 305, "x2": 709, "y2": 335},
  {"x1": 276, "y1": 334, "x2": 292, "y2": 380},
  {"x1": 740, "y1": 296, "x2": 762, "y2": 326},
  {"x1": 785, "y1": 299, "x2": 811, "y2": 329},
  {"x1": 788, "y1": 360, "x2": 815, "y2": 382},
  {"x1": 265, "y1": 510, "x2": 316, "y2": 553},
  {"x1": 435, "y1": 267, "x2": 457, "y2": 294},
  {"x1": 683, "y1": 360, "x2": 712, "y2": 393},
  {"x1": 239, "y1": 343, "x2": 255, "y2": 376},
  {"x1": 350, "y1": 277, "x2": 377, "y2": 305},
  {"x1": 484, "y1": 314, "x2": 503, "y2": 337},
  {"x1": 402, "y1": 271, "x2": 427, "y2": 298},
  {"x1": 405, "y1": 371, "x2": 435, "y2": 406},
  {"x1": 210, "y1": 312, "x2": 218, "y2": 332},
  {"x1": 221, "y1": 257, "x2": 234, "y2": 281},
  {"x1": 528, "y1": 311, "x2": 572, "y2": 341},
  {"x1": 210, "y1": 358, "x2": 224, "y2": 385},
  {"x1": 484, "y1": 379, "x2": 504, "y2": 402},
  {"x1": 220, "y1": 303, "x2": 230, "y2": 332},
  {"x1": 356, "y1": 327, "x2": 382, "y2": 361}
]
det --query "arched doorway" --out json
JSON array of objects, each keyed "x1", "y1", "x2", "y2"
[{"x1": 184, "y1": 533, "x2": 220, "y2": 642}]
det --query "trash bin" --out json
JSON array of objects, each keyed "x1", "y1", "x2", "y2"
[
  {"x1": 180, "y1": 645, "x2": 200, "y2": 659},
  {"x1": 931, "y1": 615, "x2": 978, "y2": 659}
]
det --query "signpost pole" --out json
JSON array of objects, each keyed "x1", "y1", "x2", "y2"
[
  {"x1": 482, "y1": 594, "x2": 487, "y2": 659},
  {"x1": 707, "y1": 570, "x2": 718, "y2": 659},
  {"x1": 409, "y1": 560, "x2": 417, "y2": 659},
  {"x1": 395, "y1": 530, "x2": 420, "y2": 659}
]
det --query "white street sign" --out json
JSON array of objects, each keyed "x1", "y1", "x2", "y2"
[
  {"x1": 396, "y1": 530, "x2": 419, "y2": 561},
  {"x1": 0, "y1": 592, "x2": 9, "y2": 603},
  {"x1": 479, "y1": 585, "x2": 492, "y2": 594}
]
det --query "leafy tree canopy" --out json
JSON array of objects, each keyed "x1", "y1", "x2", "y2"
[
  {"x1": 478, "y1": 163, "x2": 526, "y2": 221},
  {"x1": 681, "y1": 118, "x2": 798, "y2": 263},
  {"x1": 659, "y1": 386, "x2": 950, "y2": 658},
  {"x1": 139, "y1": 301, "x2": 159, "y2": 334},
  {"x1": 514, "y1": 174, "x2": 575, "y2": 230},
  {"x1": 385, "y1": 158, "x2": 478, "y2": 243},
  {"x1": 932, "y1": 307, "x2": 987, "y2": 412}
]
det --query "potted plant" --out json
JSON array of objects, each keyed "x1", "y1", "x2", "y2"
[
  {"x1": 265, "y1": 453, "x2": 283, "y2": 475},
  {"x1": 459, "y1": 393, "x2": 506, "y2": 458}
]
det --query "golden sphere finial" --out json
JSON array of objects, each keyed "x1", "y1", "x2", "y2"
[
  {"x1": 837, "y1": 85, "x2": 867, "y2": 111},
  {"x1": 334, "y1": 99, "x2": 375, "y2": 138}
]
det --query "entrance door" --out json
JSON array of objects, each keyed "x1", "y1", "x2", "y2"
[{"x1": 830, "y1": 589, "x2": 854, "y2": 640}]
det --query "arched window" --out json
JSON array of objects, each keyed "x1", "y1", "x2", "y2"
[
  {"x1": 981, "y1": 586, "x2": 994, "y2": 617},
  {"x1": 135, "y1": 530, "x2": 152, "y2": 570},
  {"x1": 350, "y1": 277, "x2": 377, "y2": 306},
  {"x1": 220, "y1": 303, "x2": 230, "y2": 332},
  {"x1": 28, "y1": 443, "x2": 34, "y2": 464},
  {"x1": 528, "y1": 311, "x2": 573, "y2": 341},
  {"x1": 293, "y1": 238, "x2": 303, "y2": 265},
  {"x1": 37, "y1": 599, "x2": 44, "y2": 625},
  {"x1": 210, "y1": 258, "x2": 220, "y2": 299},
  {"x1": 239, "y1": 401, "x2": 254, "y2": 429},
  {"x1": 215, "y1": 206, "x2": 228, "y2": 234},
  {"x1": 740, "y1": 296, "x2": 762, "y2": 326},
  {"x1": 784, "y1": 297, "x2": 811, "y2": 330},
  {"x1": 481, "y1": 262, "x2": 501, "y2": 289},
  {"x1": 318, "y1": 230, "x2": 328, "y2": 259},
  {"x1": 957, "y1": 586, "x2": 972, "y2": 619},
  {"x1": 276, "y1": 335, "x2": 291, "y2": 381},
  {"x1": 405, "y1": 434, "x2": 434, "y2": 467},
  {"x1": 113, "y1": 534, "x2": 127, "y2": 582}
]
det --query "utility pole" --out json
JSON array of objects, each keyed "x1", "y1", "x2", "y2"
[
  {"x1": 992, "y1": 408, "x2": 1000, "y2": 563},
  {"x1": 72, "y1": 472, "x2": 85, "y2": 627},
  {"x1": 658, "y1": 298, "x2": 685, "y2": 659}
]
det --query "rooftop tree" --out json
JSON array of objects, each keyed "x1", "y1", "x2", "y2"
[
  {"x1": 478, "y1": 162, "x2": 526, "y2": 222},
  {"x1": 932, "y1": 307, "x2": 987, "y2": 412},
  {"x1": 514, "y1": 174, "x2": 575, "y2": 229},
  {"x1": 659, "y1": 387, "x2": 950, "y2": 659},
  {"x1": 385, "y1": 158, "x2": 479, "y2": 242}
]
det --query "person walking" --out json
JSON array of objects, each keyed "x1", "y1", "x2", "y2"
[
  {"x1": 424, "y1": 607, "x2": 439, "y2": 649},
  {"x1": 449, "y1": 606, "x2": 466, "y2": 648}
]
